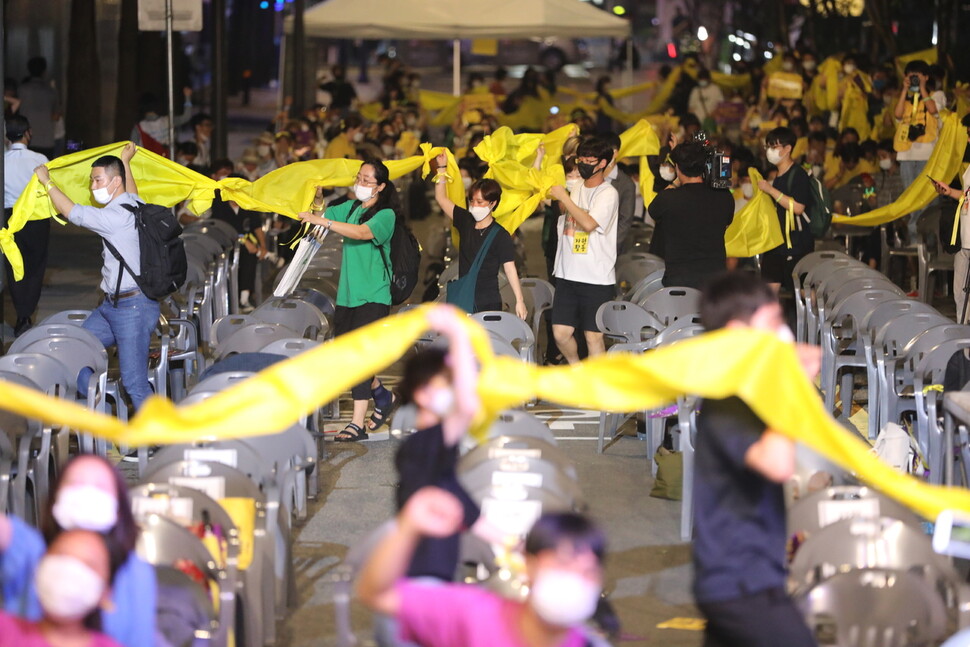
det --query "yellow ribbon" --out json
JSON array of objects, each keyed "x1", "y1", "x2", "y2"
[
  {"x1": 1, "y1": 305, "x2": 969, "y2": 521},
  {"x1": 951, "y1": 194, "x2": 966, "y2": 247}
]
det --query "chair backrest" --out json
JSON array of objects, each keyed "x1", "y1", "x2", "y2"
[
  {"x1": 615, "y1": 257, "x2": 665, "y2": 293},
  {"x1": 787, "y1": 484, "x2": 922, "y2": 540},
  {"x1": 459, "y1": 435, "x2": 574, "y2": 478},
  {"x1": 252, "y1": 297, "x2": 328, "y2": 339},
  {"x1": 652, "y1": 321, "x2": 704, "y2": 347},
  {"x1": 792, "y1": 251, "x2": 856, "y2": 289},
  {"x1": 9, "y1": 323, "x2": 106, "y2": 356},
  {"x1": 595, "y1": 300, "x2": 658, "y2": 344},
  {"x1": 874, "y1": 312, "x2": 952, "y2": 354},
  {"x1": 191, "y1": 370, "x2": 255, "y2": 394},
  {"x1": 258, "y1": 337, "x2": 321, "y2": 356},
  {"x1": 40, "y1": 310, "x2": 92, "y2": 326},
  {"x1": 485, "y1": 410, "x2": 557, "y2": 445},
  {"x1": 861, "y1": 300, "x2": 939, "y2": 340},
  {"x1": 638, "y1": 287, "x2": 701, "y2": 328},
  {"x1": 821, "y1": 275, "x2": 903, "y2": 316},
  {"x1": 472, "y1": 312, "x2": 535, "y2": 352},
  {"x1": 210, "y1": 314, "x2": 258, "y2": 347},
  {"x1": 142, "y1": 459, "x2": 265, "y2": 502},
  {"x1": 519, "y1": 278, "x2": 555, "y2": 312},
  {"x1": 131, "y1": 482, "x2": 240, "y2": 547},
  {"x1": 289, "y1": 287, "x2": 336, "y2": 317},
  {"x1": 0, "y1": 354, "x2": 73, "y2": 397},
  {"x1": 829, "y1": 291, "x2": 906, "y2": 332},
  {"x1": 181, "y1": 231, "x2": 226, "y2": 261},
  {"x1": 216, "y1": 323, "x2": 300, "y2": 359},
  {"x1": 14, "y1": 336, "x2": 109, "y2": 383},
  {"x1": 902, "y1": 324, "x2": 970, "y2": 366},
  {"x1": 627, "y1": 269, "x2": 665, "y2": 304},
  {"x1": 184, "y1": 218, "x2": 238, "y2": 250}
]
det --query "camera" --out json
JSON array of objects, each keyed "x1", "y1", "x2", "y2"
[
  {"x1": 693, "y1": 131, "x2": 732, "y2": 190},
  {"x1": 909, "y1": 74, "x2": 920, "y2": 93},
  {"x1": 908, "y1": 122, "x2": 926, "y2": 142}
]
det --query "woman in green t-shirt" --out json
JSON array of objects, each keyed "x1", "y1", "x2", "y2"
[{"x1": 300, "y1": 160, "x2": 398, "y2": 441}]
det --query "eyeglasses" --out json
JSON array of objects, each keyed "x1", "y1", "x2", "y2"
[{"x1": 355, "y1": 174, "x2": 378, "y2": 187}]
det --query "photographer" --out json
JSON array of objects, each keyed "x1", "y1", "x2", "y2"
[
  {"x1": 894, "y1": 59, "x2": 941, "y2": 244},
  {"x1": 649, "y1": 141, "x2": 735, "y2": 290},
  {"x1": 758, "y1": 127, "x2": 815, "y2": 293}
]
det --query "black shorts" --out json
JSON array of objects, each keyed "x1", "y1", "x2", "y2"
[
  {"x1": 334, "y1": 302, "x2": 391, "y2": 400},
  {"x1": 551, "y1": 279, "x2": 615, "y2": 332}
]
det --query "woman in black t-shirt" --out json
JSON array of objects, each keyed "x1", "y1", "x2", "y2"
[{"x1": 434, "y1": 153, "x2": 528, "y2": 318}]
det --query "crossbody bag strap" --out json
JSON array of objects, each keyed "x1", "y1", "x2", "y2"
[{"x1": 467, "y1": 225, "x2": 500, "y2": 277}]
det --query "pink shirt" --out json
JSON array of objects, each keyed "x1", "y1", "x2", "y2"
[
  {"x1": 0, "y1": 613, "x2": 123, "y2": 647},
  {"x1": 397, "y1": 580, "x2": 587, "y2": 647}
]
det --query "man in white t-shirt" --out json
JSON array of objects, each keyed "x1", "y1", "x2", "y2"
[
  {"x1": 548, "y1": 136, "x2": 619, "y2": 363},
  {"x1": 931, "y1": 114, "x2": 970, "y2": 323}
]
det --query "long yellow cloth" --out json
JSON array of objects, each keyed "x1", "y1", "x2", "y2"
[
  {"x1": 831, "y1": 111, "x2": 968, "y2": 227},
  {"x1": 5, "y1": 143, "x2": 463, "y2": 279},
  {"x1": 0, "y1": 305, "x2": 968, "y2": 521},
  {"x1": 618, "y1": 119, "x2": 661, "y2": 209},
  {"x1": 724, "y1": 169, "x2": 785, "y2": 257}
]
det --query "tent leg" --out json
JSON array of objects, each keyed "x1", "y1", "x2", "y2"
[{"x1": 452, "y1": 39, "x2": 460, "y2": 97}]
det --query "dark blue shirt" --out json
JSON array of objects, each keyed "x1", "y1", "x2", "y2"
[{"x1": 692, "y1": 396, "x2": 787, "y2": 603}]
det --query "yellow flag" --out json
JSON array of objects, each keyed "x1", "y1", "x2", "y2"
[{"x1": 724, "y1": 169, "x2": 785, "y2": 257}]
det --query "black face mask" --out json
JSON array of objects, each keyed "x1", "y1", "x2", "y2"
[{"x1": 577, "y1": 162, "x2": 600, "y2": 180}]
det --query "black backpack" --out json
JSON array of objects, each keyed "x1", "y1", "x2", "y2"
[
  {"x1": 103, "y1": 201, "x2": 187, "y2": 302},
  {"x1": 379, "y1": 214, "x2": 421, "y2": 305}
]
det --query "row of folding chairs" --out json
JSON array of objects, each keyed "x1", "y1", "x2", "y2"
[
  {"x1": 785, "y1": 485, "x2": 968, "y2": 646},
  {"x1": 795, "y1": 251, "x2": 970, "y2": 483}
]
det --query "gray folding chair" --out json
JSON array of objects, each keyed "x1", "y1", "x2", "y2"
[
  {"x1": 615, "y1": 256, "x2": 665, "y2": 295},
  {"x1": 595, "y1": 300, "x2": 658, "y2": 345},
  {"x1": 637, "y1": 287, "x2": 701, "y2": 329},
  {"x1": 215, "y1": 323, "x2": 301, "y2": 360},
  {"x1": 211, "y1": 314, "x2": 259, "y2": 347},
  {"x1": 786, "y1": 485, "x2": 923, "y2": 541},
  {"x1": 800, "y1": 255, "x2": 866, "y2": 345},
  {"x1": 472, "y1": 311, "x2": 536, "y2": 363},
  {"x1": 40, "y1": 310, "x2": 91, "y2": 326},
  {"x1": 627, "y1": 269, "x2": 665, "y2": 304},
  {"x1": 482, "y1": 409, "x2": 558, "y2": 446},
  {"x1": 791, "y1": 250, "x2": 855, "y2": 343},
  {"x1": 252, "y1": 296, "x2": 329, "y2": 340}
]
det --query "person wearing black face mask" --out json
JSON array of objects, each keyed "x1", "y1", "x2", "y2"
[
  {"x1": 648, "y1": 141, "x2": 735, "y2": 290},
  {"x1": 547, "y1": 136, "x2": 619, "y2": 364}
]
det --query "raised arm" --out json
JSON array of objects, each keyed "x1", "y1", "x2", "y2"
[
  {"x1": 433, "y1": 152, "x2": 457, "y2": 219},
  {"x1": 356, "y1": 487, "x2": 464, "y2": 616},
  {"x1": 33, "y1": 164, "x2": 76, "y2": 218},
  {"x1": 425, "y1": 305, "x2": 481, "y2": 444},
  {"x1": 121, "y1": 141, "x2": 138, "y2": 195}
]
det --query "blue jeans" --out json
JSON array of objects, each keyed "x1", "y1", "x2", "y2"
[
  {"x1": 80, "y1": 292, "x2": 160, "y2": 411},
  {"x1": 899, "y1": 159, "x2": 926, "y2": 244}
]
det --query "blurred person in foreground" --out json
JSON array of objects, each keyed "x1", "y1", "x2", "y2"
[
  {"x1": 693, "y1": 271, "x2": 820, "y2": 647},
  {"x1": 0, "y1": 530, "x2": 123, "y2": 647},
  {"x1": 358, "y1": 486, "x2": 607, "y2": 647}
]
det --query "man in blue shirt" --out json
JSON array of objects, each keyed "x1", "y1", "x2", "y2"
[
  {"x1": 693, "y1": 271, "x2": 819, "y2": 647},
  {"x1": 34, "y1": 143, "x2": 160, "y2": 411}
]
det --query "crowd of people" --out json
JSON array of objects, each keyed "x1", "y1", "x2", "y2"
[{"x1": 5, "y1": 40, "x2": 970, "y2": 647}]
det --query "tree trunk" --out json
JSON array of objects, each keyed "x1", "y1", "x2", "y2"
[
  {"x1": 114, "y1": 0, "x2": 139, "y2": 140},
  {"x1": 66, "y1": 0, "x2": 102, "y2": 147}
]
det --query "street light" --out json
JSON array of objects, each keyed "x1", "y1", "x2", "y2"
[{"x1": 697, "y1": 26, "x2": 709, "y2": 41}]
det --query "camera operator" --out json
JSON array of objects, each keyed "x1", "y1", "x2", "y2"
[
  {"x1": 758, "y1": 127, "x2": 815, "y2": 293},
  {"x1": 649, "y1": 141, "x2": 735, "y2": 290},
  {"x1": 894, "y1": 59, "x2": 941, "y2": 244}
]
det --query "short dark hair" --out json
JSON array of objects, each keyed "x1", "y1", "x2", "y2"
[
  {"x1": 700, "y1": 271, "x2": 777, "y2": 331},
  {"x1": 525, "y1": 512, "x2": 606, "y2": 564},
  {"x1": 209, "y1": 158, "x2": 235, "y2": 177},
  {"x1": 838, "y1": 142, "x2": 862, "y2": 165},
  {"x1": 190, "y1": 113, "x2": 212, "y2": 130},
  {"x1": 397, "y1": 347, "x2": 449, "y2": 405},
  {"x1": 765, "y1": 126, "x2": 797, "y2": 150},
  {"x1": 576, "y1": 136, "x2": 614, "y2": 165},
  {"x1": 91, "y1": 155, "x2": 126, "y2": 187},
  {"x1": 342, "y1": 114, "x2": 363, "y2": 132},
  {"x1": 877, "y1": 139, "x2": 895, "y2": 154},
  {"x1": 469, "y1": 178, "x2": 501, "y2": 208},
  {"x1": 601, "y1": 132, "x2": 622, "y2": 153},
  {"x1": 6, "y1": 114, "x2": 30, "y2": 141},
  {"x1": 669, "y1": 141, "x2": 706, "y2": 178},
  {"x1": 27, "y1": 56, "x2": 47, "y2": 78},
  {"x1": 904, "y1": 60, "x2": 930, "y2": 76},
  {"x1": 176, "y1": 141, "x2": 199, "y2": 157}
]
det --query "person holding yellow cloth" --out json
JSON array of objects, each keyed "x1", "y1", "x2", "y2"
[
  {"x1": 298, "y1": 161, "x2": 397, "y2": 441},
  {"x1": 929, "y1": 114, "x2": 970, "y2": 323}
]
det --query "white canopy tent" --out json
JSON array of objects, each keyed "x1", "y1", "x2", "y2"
[{"x1": 284, "y1": 0, "x2": 630, "y2": 95}]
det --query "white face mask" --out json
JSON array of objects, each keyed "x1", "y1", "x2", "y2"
[
  {"x1": 461, "y1": 176, "x2": 473, "y2": 191},
  {"x1": 469, "y1": 205, "x2": 492, "y2": 221},
  {"x1": 782, "y1": 61, "x2": 796, "y2": 72},
  {"x1": 698, "y1": 80, "x2": 710, "y2": 88},
  {"x1": 659, "y1": 165, "x2": 676, "y2": 182},
  {"x1": 740, "y1": 183, "x2": 753, "y2": 199},
  {"x1": 803, "y1": 60, "x2": 816, "y2": 71},
  {"x1": 381, "y1": 144, "x2": 395, "y2": 157},
  {"x1": 843, "y1": 63, "x2": 856, "y2": 75},
  {"x1": 53, "y1": 484, "x2": 118, "y2": 532},
  {"x1": 879, "y1": 158, "x2": 893, "y2": 170},
  {"x1": 353, "y1": 183, "x2": 375, "y2": 202},
  {"x1": 811, "y1": 164, "x2": 824, "y2": 178},
  {"x1": 749, "y1": 116, "x2": 762, "y2": 129},
  {"x1": 529, "y1": 569, "x2": 601, "y2": 627},
  {"x1": 257, "y1": 144, "x2": 271, "y2": 157},
  {"x1": 35, "y1": 554, "x2": 105, "y2": 621},
  {"x1": 425, "y1": 387, "x2": 455, "y2": 417},
  {"x1": 352, "y1": 131, "x2": 364, "y2": 143},
  {"x1": 92, "y1": 181, "x2": 116, "y2": 205},
  {"x1": 776, "y1": 324, "x2": 795, "y2": 343},
  {"x1": 766, "y1": 147, "x2": 784, "y2": 166},
  {"x1": 565, "y1": 178, "x2": 581, "y2": 193}
]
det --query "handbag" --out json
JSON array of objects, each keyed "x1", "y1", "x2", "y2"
[{"x1": 446, "y1": 226, "x2": 499, "y2": 313}]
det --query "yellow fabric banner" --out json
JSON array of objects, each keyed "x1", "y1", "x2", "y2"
[
  {"x1": 1, "y1": 305, "x2": 968, "y2": 521},
  {"x1": 831, "y1": 111, "x2": 968, "y2": 227},
  {"x1": 724, "y1": 169, "x2": 785, "y2": 257}
]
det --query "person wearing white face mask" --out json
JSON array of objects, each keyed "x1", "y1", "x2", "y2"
[
  {"x1": 0, "y1": 529, "x2": 121, "y2": 647},
  {"x1": 757, "y1": 126, "x2": 816, "y2": 293},
  {"x1": 688, "y1": 69, "x2": 724, "y2": 132},
  {"x1": 433, "y1": 152, "x2": 527, "y2": 319},
  {"x1": 358, "y1": 485, "x2": 607, "y2": 647},
  {"x1": 298, "y1": 161, "x2": 398, "y2": 442},
  {"x1": 33, "y1": 143, "x2": 160, "y2": 412},
  {"x1": 0, "y1": 454, "x2": 155, "y2": 647},
  {"x1": 693, "y1": 272, "x2": 820, "y2": 647},
  {"x1": 325, "y1": 113, "x2": 365, "y2": 160}
]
